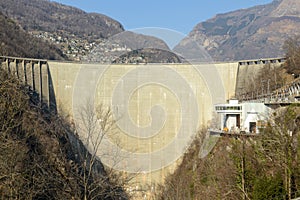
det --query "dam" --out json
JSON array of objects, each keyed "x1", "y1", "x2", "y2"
[{"x1": 0, "y1": 56, "x2": 284, "y2": 191}]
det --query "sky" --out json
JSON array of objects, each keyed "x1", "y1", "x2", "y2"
[
  {"x1": 53, "y1": 0, "x2": 273, "y2": 48},
  {"x1": 53, "y1": 0, "x2": 273, "y2": 34}
]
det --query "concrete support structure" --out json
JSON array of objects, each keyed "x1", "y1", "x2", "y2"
[
  {"x1": 41, "y1": 62, "x2": 50, "y2": 107},
  {"x1": 0, "y1": 56, "x2": 51, "y2": 110},
  {"x1": 235, "y1": 57, "x2": 285, "y2": 97},
  {"x1": 17, "y1": 60, "x2": 26, "y2": 83},
  {"x1": 25, "y1": 61, "x2": 34, "y2": 89}
]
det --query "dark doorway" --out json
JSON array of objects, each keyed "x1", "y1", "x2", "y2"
[
  {"x1": 236, "y1": 114, "x2": 240, "y2": 128},
  {"x1": 249, "y1": 122, "x2": 256, "y2": 133}
]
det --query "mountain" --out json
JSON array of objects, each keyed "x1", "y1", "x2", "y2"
[
  {"x1": 0, "y1": 0, "x2": 124, "y2": 60},
  {"x1": 0, "y1": 12, "x2": 66, "y2": 60},
  {"x1": 0, "y1": 0, "x2": 124, "y2": 40},
  {"x1": 112, "y1": 48, "x2": 182, "y2": 64},
  {"x1": 0, "y1": 0, "x2": 170, "y2": 63},
  {"x1": 175, "y1": 0, "x2": 300, "y2": 61},
  {"x1": 82, "y1": 31, "x2": 172, "y2": 63}
]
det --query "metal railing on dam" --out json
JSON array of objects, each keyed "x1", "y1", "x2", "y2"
[
  {"x1": 238, "y1": 77, "x2": 300, "y2": 105},
  {"x1": 238, "y1": 57, "x2": 286, "y2": 66}
]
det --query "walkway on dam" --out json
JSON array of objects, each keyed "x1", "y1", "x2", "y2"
[{"x1": 238, "y1": 77, "x2": 300, "y2": 105}]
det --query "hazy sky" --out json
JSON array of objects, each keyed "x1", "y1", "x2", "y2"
[{"x1": 53, "y1": 0, "x2": 273, "y2": 34}]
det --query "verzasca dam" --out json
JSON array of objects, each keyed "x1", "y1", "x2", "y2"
[{"x1": 0, "y1": 56, "x2": 285, "y2": 189}]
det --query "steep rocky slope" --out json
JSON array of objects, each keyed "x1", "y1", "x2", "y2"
[
  {"x1": 175, "y1": 0, "x2": 300, "y2": 61},
  {"x1": 0, "y1": 0, "x2": 170, "y2": 62},
  {"x1": 0, "y1": 69, "x2": 128, "y2": 199},
  {"x1": 0, "y1": 0, "x2": 124, "y2": 40},
  {"x1": 0, "y1": 12, "x2": 66, "y2": 60}
]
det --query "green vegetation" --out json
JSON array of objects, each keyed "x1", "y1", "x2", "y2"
[
  {"x1": 0, "y1": 69, "x2": 129, "y2": 199},
  {"x1": 155, "y1": 105, "x2": 300, "y2": 199}
]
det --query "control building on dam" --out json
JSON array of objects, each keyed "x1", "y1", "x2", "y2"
[{"x1": 0, "y1": 56, "x2": 285, "y2": 190}]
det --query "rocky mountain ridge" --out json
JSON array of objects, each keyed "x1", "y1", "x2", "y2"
[
  {"x1": 0, "y1": 0, "x2": 170, "y2": 62},
  {"x1": 175, "y1": 0, "x2": 300, "y2": 61},
  {"x1": 2, "y1": 0, "x2": 298, "y2": 62},
  {"x1": 0, "y1": 0, "x2": 124, "y2": 39}
]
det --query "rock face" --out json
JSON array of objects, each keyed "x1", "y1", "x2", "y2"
[
  {"x1": 175, "y1": 0, "x2": 300, "y2": 61},
  {"x1": 0, "y1": 0, "x2": 124, "y2": 39}
]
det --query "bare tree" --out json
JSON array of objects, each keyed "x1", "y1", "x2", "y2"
[
  {"x1": 0, "y1": 68, "x2": 131, "y2": 199},
  {"x1": 283, "y1": 35, "x2": 300, "y2": 76},
  {"x1": 257, "y1": 105, "x2": 300, "y2": 200},
  {"x1": 74, "y1": 100, "x2": 131, "y2": 200},
  {"x1": 237, "y1": 63, "x2": 286, "y2": 100}
]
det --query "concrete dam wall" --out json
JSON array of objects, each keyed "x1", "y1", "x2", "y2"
[
  {"x1": 235, "y1": 58, "x2": 285, "y2": 96},
  {"x1": 0, "y1": 56, "x2": 285, "y2": 189},
  {"x1": 48, "y1": 61, "x2": 239, "y2": 187}
]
